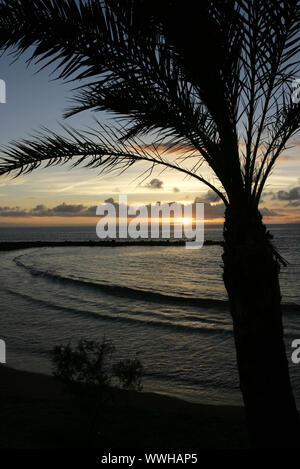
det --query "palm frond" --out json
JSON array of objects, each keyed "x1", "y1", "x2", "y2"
[
  {"x1": 0, "y1": 0, "x2": 299, "y2": 206},
  {"x1": 0, "y1": 121, "x2": 228, "y2": 204}
]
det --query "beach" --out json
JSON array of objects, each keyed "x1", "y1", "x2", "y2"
[{"x1": 0, "y1": 365, "x2": 249, "y2": 449}]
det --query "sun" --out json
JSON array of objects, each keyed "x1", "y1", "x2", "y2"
[{"x1": 178, "y1": 217, "x2": 193, "y2": 225}]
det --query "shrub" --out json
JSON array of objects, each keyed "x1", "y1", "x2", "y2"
[
  {"x1": 52, "y1": 337, "x2": 143, "y2": 397},
  {"x1": 113, "y1": 358, "x2": 143, "y2": 391},
  {"x1": 52, "y1": 337, "x2": 115, "y2": 395}
]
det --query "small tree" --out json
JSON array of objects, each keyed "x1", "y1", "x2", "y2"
[
  {"x1": 52, "y1": 337, "x2": 144, "y2": 445},
  {"x1": 52, "y1": 338, "x2": 115, "y2": 396},
  {"x1": 113, "y1": 358, "x2": 143, "y2": 391},
  {"x1": 52, "y1": 337, "x2": 144, "y2": 396}
]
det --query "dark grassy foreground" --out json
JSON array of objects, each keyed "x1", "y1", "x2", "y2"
[{"x1": 0, "y1": 366, "x2": 249, "y2": 449}]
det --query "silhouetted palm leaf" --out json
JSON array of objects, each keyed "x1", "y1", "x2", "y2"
[{"x1": 0, "y1": 0, "x2": 299, "y2": 205}]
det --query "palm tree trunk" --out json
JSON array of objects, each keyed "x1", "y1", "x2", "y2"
[{"x1": 222, "y1": 204, "x2": 300, "y2": 448}]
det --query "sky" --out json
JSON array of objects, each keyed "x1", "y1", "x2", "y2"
[{"x1": 0, "y1": 49, "x2": 299, "y2": 226}]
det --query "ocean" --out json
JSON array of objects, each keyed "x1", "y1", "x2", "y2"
[{"x1": 0, "y1": 223, "x2": 299, "y2": 406}]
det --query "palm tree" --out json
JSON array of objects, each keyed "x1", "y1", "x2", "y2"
[{"x1": 0, "y1": 0, "x2": 299, "y2": 448}]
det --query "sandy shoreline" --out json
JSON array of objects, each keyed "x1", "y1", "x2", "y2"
[
  {"x1": 0, "y1": 365, "x2": 249, "y2": 449},
  {"x1": 0, "y1": 364, "x2": 244, "y2": 416}
]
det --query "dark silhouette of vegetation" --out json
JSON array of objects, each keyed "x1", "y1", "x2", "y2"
[
  {"x1": 52, "y1": 337, "x2": 143, "y2": 396},
  {"x1": 0, "y1": 0, "x2": 299, "y2": 448},
  {"x1": 52, "y1": 337, "x2": 144, "y2": 445},
  {"x1": 113, "y1": 358, "x2": 143, "y2": 391}
]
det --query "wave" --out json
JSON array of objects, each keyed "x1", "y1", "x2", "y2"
[
  {"x1": 13, "y1": 255, "x2": 300, "y2": 314},
  {"x1": 145, "y1": 371, "x2": 236, "y2": 389},
  {"x1": 14, "y1": 255, "x2": 229, "y2": 310},
  {"x1": 7, "y1": 287, "x2": 233, "y2": 336}
]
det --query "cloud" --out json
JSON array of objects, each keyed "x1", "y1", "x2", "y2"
[
  {"x1": 0, "y1": 199, "x2": 223, "y2": 220},
  {"x1": 276, "y1": 187, "x2": 300, "y2": 201},
  {"x1": 145, "y1": 199, "x2": 226, "y2": 220},
  {"x1": 287, "y1": 201, "x2": 300, "y2": 207},
  {"x1": 192, "y1": 197, "x2": 225, "y2": 218},
  {"x1": 0, "y1": 206, "x2": 28, "y2": 217},
  {"x1": 262, "y1": 191, "x2": 276, "y2": 200},
  {"x1": 0, "y1": 203, "x2": 98, "y2": 218},
  {"x1": 262, "y1": 186, "x2": 300, "y2": 204},
  {"x1": 195, "y1": 190, "x2": 221, "y2": 203},
  {"x1": 146, "y1": 178, "x2": 164, "y2": 190},
  {"x1": 202, "y1": 202, "x2": 225, "y2": 218},
  {"x1": 0, "y1": 199, "x2": 281, "y2": 221},
  {"x1": 52, "y1": 203, "x2": 86, "y2": 214},
  {"x1": 259, "y1": 207, "x2": 279, "y2": 217}
]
